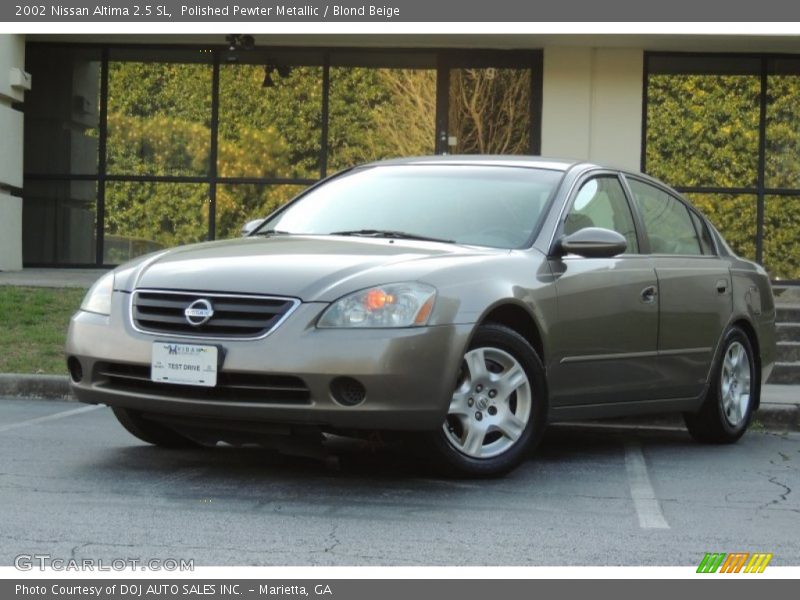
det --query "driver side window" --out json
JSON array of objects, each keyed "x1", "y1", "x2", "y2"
[{"x1": 564, "y1": 176, "x2": 639, "y2": 253}]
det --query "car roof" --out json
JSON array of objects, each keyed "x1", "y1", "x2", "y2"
[
  {"x1": 362, "y1": 155, "x2": 593, "y2": 172},
  {"x1": 360, "y1": 156, "x2": 687, "y2": 197}
]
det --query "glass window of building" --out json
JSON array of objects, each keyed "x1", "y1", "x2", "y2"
[
  {"x1": 106, "y1": 49, "x2": 213, "y2": 177},
  {"x1": 328, "y1": 53, "x2": 438, "y2": 172},
  {"x1": 103, "y1": 182, "x2": 209, "y2": 264},
  {"x1": 645, "y1": 54, "x2": 800, "y2": 281},
  {"x1": 22, "y1": 43, "x2": 542, "y2": 267},
  {"x1": 22, "y1": 181, "x2": 97, "y2": 265},
  {"x1": 219, "y1": 62, "x2": 323, "y2": 179},
  {"x1": 446, "y1": 67, "x2": 531, "y2": 155},
  {"x1": 215, "y1": 184, "x2": 308, "y2": 240}
]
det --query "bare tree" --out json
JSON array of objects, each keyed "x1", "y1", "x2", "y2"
[
  {"x1": 448, "y1": 68, "x2": 531, "y2": 155},
  {"x1": 370, "y1": 68, "x2": 438, "y2": 158}
]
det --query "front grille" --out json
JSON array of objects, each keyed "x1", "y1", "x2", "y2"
[
  {"x1": 94, "y1": 362, "x2": 311, "y2": 404},
  {"x1": 131, "y1": 290, "x2": 299, "y2": 339}
]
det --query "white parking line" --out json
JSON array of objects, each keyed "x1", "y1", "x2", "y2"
[
  {"x1": 0, "y1": 404, "x2": 103, "y2": 433},
  {"x1": 624, "y1": 441, "x2": 670, "y2": 529}
]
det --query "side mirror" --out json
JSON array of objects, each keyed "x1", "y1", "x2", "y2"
[
  {"x1": 240, "y1": 218, "x2": 266, "y2": 237},
  {"x1": 556, "y1": 227, "x2": 627, "y2": 258}
]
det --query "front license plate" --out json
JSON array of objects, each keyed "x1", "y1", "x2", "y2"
[{"x1": 151, "y1": 342, "x2": 218, "y2": 387}]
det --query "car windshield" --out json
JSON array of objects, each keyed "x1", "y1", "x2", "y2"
[{"x1": 257, "y1": 165, "x2": 563, "y2": 249}]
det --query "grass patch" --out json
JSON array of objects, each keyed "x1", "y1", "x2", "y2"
[{"x1": 0, "y1": 286, "x2": 86, "y2": 375}]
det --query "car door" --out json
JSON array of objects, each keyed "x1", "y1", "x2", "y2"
[
  {"x1": 624, "y1": 176, "x2": 733, "y2": 399},
  {"x1": 547, "y1": 173, "x2": 660, "y2": 407}
]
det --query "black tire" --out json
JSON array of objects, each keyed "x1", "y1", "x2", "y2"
[
  {"x1": 683, "y1": 326, "x2": 758, "y2": 444},
  {"x1": 425, "y1": 323, "x2": 548, "y2": 477},
  {"x1": 112, "y1": 407, "x2": 200, "y2": 448}
]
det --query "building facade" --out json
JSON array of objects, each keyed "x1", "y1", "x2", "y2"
[{"x1": 1, "y1": 34, "x2": 798, "y2": 283}]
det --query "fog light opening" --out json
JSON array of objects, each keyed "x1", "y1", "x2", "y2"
[
  {"x1": 330, "y1": 377, "x2": 366, "y2": 407},
  {"x1": 67, "y1": 357, "x2": 83, "y2": 383}
]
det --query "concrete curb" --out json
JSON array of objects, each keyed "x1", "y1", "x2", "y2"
[
  {"x1": 755, "y1": 403, "x2": 800, "y2": 431},
  {"x1": 0, "y1": 374, "x2": 71, "y2": 400},
  {"x1": 0, "y1": 373, "x2": 797, "y2": 432}
]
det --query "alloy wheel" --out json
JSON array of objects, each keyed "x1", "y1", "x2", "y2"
[
  {"x1": 443, "y1": 346, "x2": 532, "y2": 459},
  {"x1": 720, "y1": 341, "x2": 752, "y2": 427}
]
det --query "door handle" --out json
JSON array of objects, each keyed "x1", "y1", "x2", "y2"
[
  {"x1": 716, "y1": 279, "x2": 729, "y2": 294},
  {"x1": 641, "y1": 285, "x2": 657, "y2": 304}
]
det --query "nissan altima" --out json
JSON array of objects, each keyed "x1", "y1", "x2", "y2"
[{"x1": 66, "y1": 156, "x2": 777, "y2": 476}]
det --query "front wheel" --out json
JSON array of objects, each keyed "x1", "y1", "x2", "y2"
[
  {"x1": 426, "y1": 323, "x2": 547, "y2": 477},
  {"x1": 684, "y1": 326, "x2": 758, "y2": 444}
]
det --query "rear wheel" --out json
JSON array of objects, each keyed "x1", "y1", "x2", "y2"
[
  {"x1": 684, "y1": 326, "x2": 757, "y2": 443},
  {"x1": 427, "y1": 323, "x2": 547, "y2": 477},
  {"x1": 112, "y1": 407, "x2": 200, "y2": 448}
]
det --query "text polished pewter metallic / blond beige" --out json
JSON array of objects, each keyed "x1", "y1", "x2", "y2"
[{"x1": 331, "y1": 5, "x2": 401, "y2": 18}]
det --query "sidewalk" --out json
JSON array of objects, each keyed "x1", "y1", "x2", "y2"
[{"x1": 0, "y1": 268, "x2": 106, "y2": 288}]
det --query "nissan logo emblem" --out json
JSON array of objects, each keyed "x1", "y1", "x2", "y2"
[{"x1": 184, "y1": 299, "x2": 215, "y2": 327}]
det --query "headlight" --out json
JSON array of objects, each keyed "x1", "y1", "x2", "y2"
[
  {"x1": 317, "y1": 283, "x2": 437, "y2": 328},
  {"x1": 80, "y1": 272, "x2": 115, "y2": 316}
]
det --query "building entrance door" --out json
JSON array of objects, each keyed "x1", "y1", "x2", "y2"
[{"x1": 435, "y1": 53, "x2": 539, "y2": 156}]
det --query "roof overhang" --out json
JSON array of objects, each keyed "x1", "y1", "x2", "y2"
[{"x1": 24, "y1": 33, "x2": 800, "y2": 54}]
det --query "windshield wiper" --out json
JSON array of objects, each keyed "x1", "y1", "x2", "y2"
[
  {"x1": 329, "y1": 229, "x2": 455, "y2": 244},
  {"x1": 252, "y1": 228, "x2": 292, "y2": 237}
]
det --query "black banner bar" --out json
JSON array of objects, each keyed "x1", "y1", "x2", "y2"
[
  {"x1": 5, "y1": 0, "x2": 800, "y2": 22},
  {"x1": 4, "y1": 579, "x2": 799, "y2": 600}
]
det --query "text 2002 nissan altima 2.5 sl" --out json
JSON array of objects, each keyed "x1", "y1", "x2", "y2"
[{"x1": 66, "y1": 156, "x2": 777, "y2": 476}]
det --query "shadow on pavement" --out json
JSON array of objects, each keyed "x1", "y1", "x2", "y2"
[{"x1": 77, "y1": 424, "x2": 700, "y2": 487}]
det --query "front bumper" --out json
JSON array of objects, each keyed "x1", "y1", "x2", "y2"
[{"x1": 66, "y1": 292, "x2": 473, "y2": 431}]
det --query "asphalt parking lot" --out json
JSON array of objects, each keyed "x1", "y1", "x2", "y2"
[{"x1": 1, "y1": 397, "x2": 798, "y2": 566}]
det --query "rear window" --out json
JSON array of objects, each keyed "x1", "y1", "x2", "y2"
[{"x1": 628, "y1": 179, "x2": 704, "y2": 256}]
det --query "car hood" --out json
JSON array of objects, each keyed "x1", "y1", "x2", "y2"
[{"x1": 118, "y1": 235, "x2": 503, "y2": 302}]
